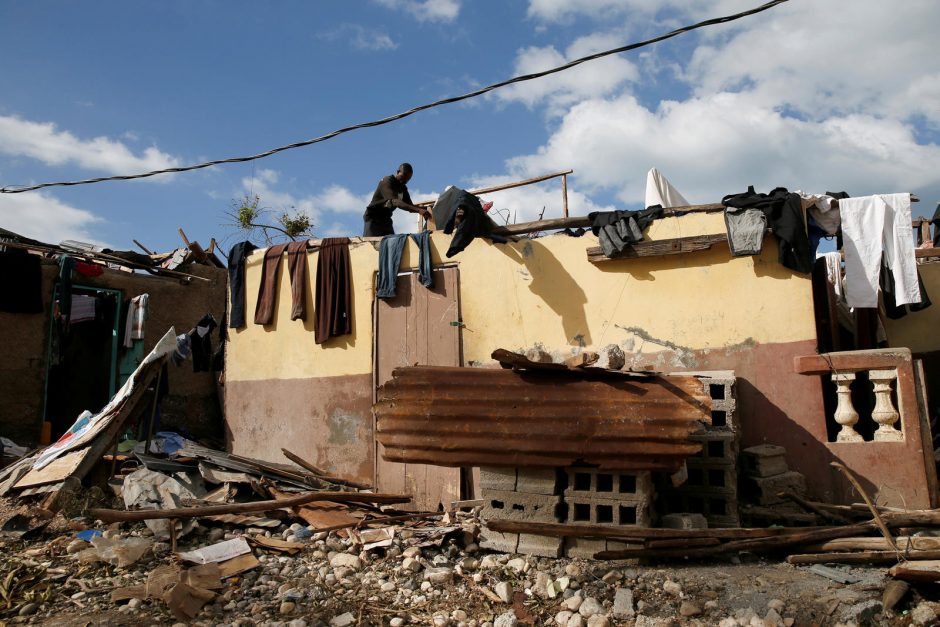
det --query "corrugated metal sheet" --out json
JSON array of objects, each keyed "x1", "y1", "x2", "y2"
[{"x1": 375, "y1": 363, "x2": 711, "y2": 471}]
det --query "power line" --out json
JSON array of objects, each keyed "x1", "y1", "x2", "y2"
[{"x1": 0, "y1": 0, "x2": 788, "y2": 195}]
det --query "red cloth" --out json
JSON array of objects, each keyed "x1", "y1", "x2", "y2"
[{"x1": 74, "y1": 261, "x2": 104, "y2": 277}]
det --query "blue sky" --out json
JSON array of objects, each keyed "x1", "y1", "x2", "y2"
[{"x1": 1, "y1": 0, "x2": 939, "y2": 254}]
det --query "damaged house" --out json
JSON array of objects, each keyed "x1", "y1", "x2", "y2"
[
  {"x1": 221, "y1": 177, "x2": 940, "y2": 557},
  {"x1": 0, "y1": 228, "x2": 228, "y2": 452}
]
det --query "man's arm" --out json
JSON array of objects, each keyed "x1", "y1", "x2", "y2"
[{"x1": 372, "y1": 179, "x2": 429, "y2": 218}]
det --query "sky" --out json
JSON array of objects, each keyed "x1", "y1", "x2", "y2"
[{"x1": 1, "y1": 0, "x2": 939, "y2": 254}]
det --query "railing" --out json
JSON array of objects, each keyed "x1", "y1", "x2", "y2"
[{"x1": 794, "y1": 349, "x2": 914, "y2": 443}]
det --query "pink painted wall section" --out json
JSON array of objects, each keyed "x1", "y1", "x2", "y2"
[{"x1": 224, "y1": 373, "x2": 374, "y2": 485}]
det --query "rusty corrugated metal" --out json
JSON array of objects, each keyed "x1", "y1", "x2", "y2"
[{"x1": 375, "y1": 362, "x2": 711, "y2": 472}]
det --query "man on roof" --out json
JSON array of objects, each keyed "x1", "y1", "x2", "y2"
[{"x1": 362, "y1": 163, "x2": 431, "y2": 237}]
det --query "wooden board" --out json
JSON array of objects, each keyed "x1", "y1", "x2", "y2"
[
  {"x1": 14, "y1": 448, "x2": 90, "y2": 489},
  {"x1": 586, "y1": 233, "x2": 732, "y2": 263}
]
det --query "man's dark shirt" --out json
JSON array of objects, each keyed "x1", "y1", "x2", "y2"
[{"x1": 363, "y1": 175, "x2": 413, "y2": 236}]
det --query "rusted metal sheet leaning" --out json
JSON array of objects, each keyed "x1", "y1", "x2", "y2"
[{"x1": 374, "y1": 352, "x2": 712, "y2": 472}]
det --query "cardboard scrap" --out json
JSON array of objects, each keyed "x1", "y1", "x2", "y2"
[
  {"x1": 164, "y1": 581, "x2": 217, "y2": 621},
  {"x1": 114, "y1": 561, "x2": 222, "y2": 621},
  {"x1": 354, "y1": 527, "x2": 395, "y2": 551},
  {"x1": 249, "y1": 535, "x2": 304, "y2": 555},
  {"x1": 217, "y1": 552, "x2": 261, "y2": 578},
  {"x1": 110, "y1": 585, "x2": 148, "y2": 603},
  {"x1": 177, "y1": 537, "x2": 251, "y2": 564},
  {"x1": 293, "y1": 500, "x2": 363, "y2": 530}
]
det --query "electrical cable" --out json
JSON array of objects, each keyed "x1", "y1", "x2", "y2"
[{"x1": 0, "y1": 0, "x2": 789, "y2": 194}]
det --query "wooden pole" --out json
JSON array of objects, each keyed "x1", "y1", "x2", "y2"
[
  {"x1": 561, "y1": 174, "x2": 569, "y2": 219},
  {"x1": 787, "y1": 550, "x2": 940, "y2": 565},
  {"x1": 88, "y1": 491, "x2": 411, "y2": 523},
  {"x1": 281, "y1": 448, "x2": 371, "y2": 490},
  {"x1": 485, "y1": 519, "x2": 804, "y2": 540}
]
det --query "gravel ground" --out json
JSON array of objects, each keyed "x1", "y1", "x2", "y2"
[{"x1": 0, "y1": 502, "x2": 937, "y2": 627}]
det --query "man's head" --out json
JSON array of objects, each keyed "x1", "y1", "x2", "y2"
[{"x1": 395, "y1": 163, "x2": 413, "y2": 185}]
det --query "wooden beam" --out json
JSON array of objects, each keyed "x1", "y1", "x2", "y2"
[
  {"x1": 788, "y1": 550, "x2": 940, "y2": 565},
  {"x1": 793, "y1": 349, "x2": 911, "y2": 375},
  {"x1": 916, "y1": 247, "x2": 940, "y2": 258},
  {"x1": 485, "y1": 519, "x2": 805, "y2": 540},
  {"x1": 587, "y1": 233, "x2": 729, "y2": 263}
]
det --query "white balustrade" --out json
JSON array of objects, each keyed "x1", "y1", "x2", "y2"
[
  {"x1": 832, "y1": 372, "x2": 863, "y2": 442},
  {"x1": 869, "y1": 368, "x2": 902, "y2": 441}
]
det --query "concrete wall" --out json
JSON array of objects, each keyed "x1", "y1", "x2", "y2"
[
  {"x1": 884, "y1": 262, "x2": 940, "y2": 354},
  {"x1": 226, "y1": 212, "x2": 837, "y2": 494},
  {"x1": 0, "y1": 258, "x2": 227, "y2": 446}
]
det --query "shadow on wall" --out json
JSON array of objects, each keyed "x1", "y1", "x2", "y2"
[{"x1": 492, "y1": 239, "x2": 590, "y2": 347}]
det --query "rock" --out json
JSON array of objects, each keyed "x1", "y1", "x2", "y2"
[
  {"x1": 495, "y1": 581, "x2": 513, "y2": 604},
  {"x1": 555, "y1": 610, "x2": 573, "y2": 625},
  {"x1": 390, "y1": 619, "x2": 406, "y2": 627},
  {"x1": 565, "y1": 564, "x2": 582, "y2": 578},
  {"x1": 432, "y1": 614, "x2": 449, "y2": 627},
  {"x1": 586, "y1": 617, "x2": 609, "y2": 627},
  {"x1": 127, "y1": 598, "x2": 141, "y2": 609},
  {"x1": 663, "y1": 580, "x2": 682, "y2": 597},
  {"x1": 402, "y1": 557, "x2": 423, "y2": 573},
  {"x1": 783, "y1": 619, "x2": 795, "y2": 627},
  {"x1": 841, "y1": 599, "x2": 882, "y2": 625},
  {"x1": 705, "y1": 601, "x2": 719, "y2": 611},
  {"x1": 381, "y1": 582, "x2": 396, "y2": 592},
  {"x1": 567, "y1": 615, "x2": 585, "y2": 627},
  {"x1": 506, "y1": 557, "x2": 527, "y2": 573},
  {"x1": 597, "y1": 344, "x2": 625, "y2": 370},
  {"x1": 679, "y1": 602, "x2": 701, "y2": 617},
  {"x1": 601, "y1": 570, "x2": 620, "y2": 584},
  {"x1": 208, "y1": 528, "x2": 225, "y2": 542},
  {"x1": 403, "y1": 547, "x2": 422, "y2": 558},
  {"x1": 763, "y1": 608, "x2": 783, "y2": 626},
  {"x1": 452, "y1": 609, "x2": 468, "y2": 621},
  {"x1": 18, "y1": 603, "x2": 38, "y2": 616},
  {"x1": 579, "y1": 597, "x2": 603, "y2": 618},
  {"x1": 280, "y1": 601, "x2": 296, "y2": 615},
  {"x1": 329, "y1": 553, "x2": 362, "y2": 570},
  {"x1": 494, "y1": 611, "x2": 518, "y2": 627},
  {"x1": 564, "y1": 595, "x2": 584, "y2": 612},
  {"x1": 533, "y1": 572, "x2": 552, "y2": 598},
  {"x1": 330, "y1": 612, "x2": 356, "y2": 627},
  {"x1": 613, "y1": 588, "x2": 634, "y2": 618},
  {"x1": 718, "y1": 619, "x2": 737, "y2": 627},
  {"x1": 426, "y1": 567, "x2": 454, "y2": 585},
  {"x1": 459, "y1": 557, "x2": 478, "y2": 570},
  {"x1": 767, "y1": 599, "x2": 785, "y2": 613},
  {"x1": 288, "y1": 620, "x2": 308, "y2": 627}
]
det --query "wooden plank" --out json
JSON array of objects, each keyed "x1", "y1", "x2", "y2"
[
  {"x1": 793, "y1": 349, "x2": 911, "y2": 375},
  {"x1": 916, "y1": 247, "x2": 940, "y2": 258},
  {"x1": 788, "y1": 551, "x2": 940, "y2": 566},
  {"x1": 889, "y1": 560, "x2": 940, "y2": 583},
  {"x1": 587, "y1": 233, "x2": 730, "y2": 263},
  {"x1": 486, "y1": 519, "x2": 806, "y2": 540},
  {"x1": 14, "y1": 448, "x2": 90, "y2": 489}
]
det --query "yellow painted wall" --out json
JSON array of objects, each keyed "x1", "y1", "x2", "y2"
[
  {"x1": 226, "y1": 212, "x2": 818, "y2": 382},
  {"x1": 885, "y1": 262, "x2": 940, "y2": 353}
]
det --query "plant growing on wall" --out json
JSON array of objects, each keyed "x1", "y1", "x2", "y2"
[{"x1": 225, "y1": 193, "x2": 313, "y2": 245}]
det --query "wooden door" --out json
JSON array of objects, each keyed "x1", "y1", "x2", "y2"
[{"x1": 374, "y1": 267, "x2": 462, "y2": 511}]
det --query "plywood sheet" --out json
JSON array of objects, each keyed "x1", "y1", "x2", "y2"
[{"x1": 14, "y1": 448, "x2": 90, "y2": 489}]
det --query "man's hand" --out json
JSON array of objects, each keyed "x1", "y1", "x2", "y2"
[{"x1": 418, "y1": 207, "x2": 431, "y2": 220}]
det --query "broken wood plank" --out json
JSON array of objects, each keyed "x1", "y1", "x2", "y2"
[
  {"x1": 889, "y1": 560, "x2": 940, "y2": 583},
  {"x1": 13, "y1": 448, "x2": 90, "y2": 489},
  {"x1": 87, "y1": 491, "x2": 411, "y2": 523},
  {"x1": 804, "y1": 536, "x2": 940, "y2": 552},
  {"x1": 485, "y1": 519, "x2": 805, "y2": 540},
  {"x1": 280, "y1": 448, "x2": 371, "y2": 490},
  {"x1": 645, "y1": 537, "x2": 721, "y2": 549},
  {"x1": 586, "y1": 233, "x2": 731, "y2": 263},
  {"x1": 217, "y1": 553, "x2": 260, "y2": 578},
  {"x1": 787, "y1": 550, "x2": 940, "y2": 565},
  {"x1": 793, "y1": 349, "x2": 911, "y2": 375},
  {"x1": 779, "y1": 490, "x2": 852, "y2": 524},
  {"x1": 832, "y1": 461, "x2": 899, "y2": 552}
]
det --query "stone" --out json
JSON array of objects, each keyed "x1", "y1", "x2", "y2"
[
  {"x1": 533, "y1": 572, "x2": 552, "y2": 598},
  {"x1": 525, "y1": 348, "x2": 554, "y2": 364},
  {"x1": 426, "y1": 567, "x2": 454, "y2": 585},
  {"x1": 66, "y1": 539, "x2": 88, "y2": 554},
  {"x1": 740, "y1": 444, "x2": 789, "y2": 478},
  {"x1": 564, "y1": 594, "x2": 584, "y2": 611},
  {"x1": 402, "y1": 557, "x2": 423, "y2": 573},
  {"x1": 288, "y1": 619, "x2": 308, "y2": 627},
  {"x1": 329, "y1": 553, "x2": 362, "y2": 570},
  {"x1": 18, "y1": 603, "x2": 38, "y2": 616},
  {"x1": 555, "y1": 610, "x2": 573, "y2": 625},
  {"x1": 579, "y1": 597, "x2": 603, "y2": 618},
  {"x1": 127, "y1": 598, "x2": 142, "y2": 609},
  {"x1": 330, "y1": 612, "x2": 356, "y2": 627},
  {"x1": 494, "y1": 611, "x2": 518, "y2": 627},
  {"x1": 390, "y1": 619, "x2": 406, "y2": 627},
  {"x1": 567, "y1": 615, "x2": 585, "y2": 627},
  {"x1": 495, "y1": 581, "x2": 513, "y2": 604},
  {"x1": 565, "y1": 564, "x2": 582, "y2": 578},
  {"x1": 506, "y1": 557, "x2": 527, "y2": 573},
  {"x1": 663, "y1": 580, "x2": 682, "y2": 596},
  {"x1": 767, "y1": 599, "x2": 785, "y2": 613},
  {"x1": 679, "y1": 602, "x2": 702, "y2": 617},
  {"x1": 742, "y1": 471, "x2": 807, "y2": 506},
  {"x1": 613, "y1": 588, "x2": 634, "y2": 618},
  {"x1": 840, "y1": 599, "x2": 882, "y2": 625},
  {"x1": 764, "y1": 608, "x2": 783, "y2": 626},
  {"x1": 280, "y1": 601, "x2": 296, "y2": 615},
  {"x1": 597, "y1": 344, "x2": 625, "y2": 370},
  {"x1": 403, "y1": 547, "x2": 422, "y2": 558},
  {"x1": 381, "y1": 582, "x2": 396, "y2": 592},
  {"x1": 601, "y1": 570, "x2": 620, "y2": 584},
  {"x1": 586, "y1": 617, "x2": 609, "y2": 627}
]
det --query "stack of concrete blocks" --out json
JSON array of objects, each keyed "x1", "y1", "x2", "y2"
[
  {"x1": 657, "y1": 372, "x2": 741, "y2": 527},
  {"x1": 477, "y1": 467, "x2": 564, "y2": 557},
  {"x1": 562, "y1": 467, "x2": 652, "y2": 559},
  {"x1": 739, "y1": 444, "x2": 812, "y2": 525}
]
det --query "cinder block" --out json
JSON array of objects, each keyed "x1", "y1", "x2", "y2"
[
  {"x1": 480, "y1": 467, "x2": 517, "y2": 492},
  {"x1": 742, "y1": 471, "x2": 806, "y2": 505},
  {"x1": 517, "y1": 533, "x2": 563, "y2": 558},
  {"x1": 565, "y1": 499, "x2": 652, "y2": 527},
  {"x1": 605, "y1": 540, "x2": 644, "y2": 557},
  {"x1": 564, "y1": 537, "x2": 607, "y2": 559},
  {"x1": 685, "y1": 466, "x2": 735, "y2": 491},
  {"x1": 479, "y1": 528, "x2": 518, "y2": 554},
  {"x1": 689, "y1": 431, "x2": 738, "y2": 463},
  {"x1": 516, "y1": 468, "x2": 558, "y2": 495},
  {"x1": 564, "y1": 469, "x2": 653, "y2": 501},
  {"x1": 661, "y1": 513, "x2": 708, "y2": 530},
  {"x1": 481, "y1": 489, "x2": 560, "y2": 523},
  {"x1": 740, "y1": 445, "x2": 789, "y2": 478}
]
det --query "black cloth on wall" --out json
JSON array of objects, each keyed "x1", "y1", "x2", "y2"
[
  {"x1": 0, "y1": 250, "x2": 43, "y2": 313},
  {"x1": 721, "y1": 186, "x2": 812, "y2": 274},
  {"x1": 227, "y1": 241, "x2": 257, "y2": 329}
]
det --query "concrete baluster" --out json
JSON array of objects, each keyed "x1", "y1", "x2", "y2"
[
  {"x1": 832, "y1": 372, "x2": 863, "y2": 442},
  {"x1": 870, "y1": 368, "x2": 902, "y2": 441}
]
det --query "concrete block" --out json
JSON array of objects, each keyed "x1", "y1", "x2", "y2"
[
  {"x1": 516, "y1": 468, "x2": 558, "y2": 495},
  {"x1": 479, "y1": 529, "x2": 518, "y2": 554},
  {"x1": 743, "y1": 471, "x2": 806, "y2": 505},
  {"x1": 605, "y1": 540, "x2": 644, "y2": 556},
  {"x1": 517, "y1": 533, "x2": 563, "y2": 558},
  {"x1": 564, "y1": 537, "x2": 607, "y2": 559},
  {"x1": 661, "y1": 513, "x2": 708, "y2": 530},
  {"x1": 685, "y1": 466, "x2": 736, "y2": 491},
  {"x1": 740, "y1": 445, "x2": 789, "y2": 478},
  {"x1": 480, "y1": 467, "x2": 517, "y2": 492},
  {"x1": 564, "y1": 469, "x2": 653, "y2": 501},
  {"x1": 482, "y1": 489, "x2": 561, "y2": 523},
  {"x1": 565, "y1": 498, "x2": 652, "y2": 527}
]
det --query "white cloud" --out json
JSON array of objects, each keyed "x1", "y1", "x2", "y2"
[
  {"x1": 495, "y1": 33, "x2": 638, "y2": 114},
  {"x1": 526, "y1": 0, "x2": 679, "y2": 23},
  {"x1": 0, "y1": 191, "x2": 105, "y2": 245},
  {"x1": 314, "y1": 185, "x2": 370, "y2": 214},
  {"x1": 374, "y1": 0, "x2": 461, "y2": 22},
  {"x1": 318, "y1": 24, "x2": 398, "y2": 51},
  {"x1": 495, "y1": 0, "x2": 940, "y2": 211},
  {"x1": 0, "y1": 115, "x2": 181, "y2": 177}
]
